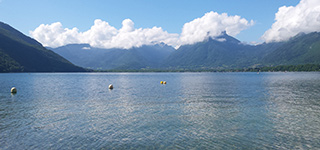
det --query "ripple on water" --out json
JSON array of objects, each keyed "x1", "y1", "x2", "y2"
[{"x1": 0, "y1": 72, "x2": 320, "y2": 149}]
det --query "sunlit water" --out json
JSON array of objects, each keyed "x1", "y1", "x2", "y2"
[{"x1": 0, "y1": 72, "x2": 320, "y2": 149}]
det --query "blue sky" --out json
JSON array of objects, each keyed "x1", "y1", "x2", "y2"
[{"x1": 0, "y1": 0, "x2": 311, "y2": 48}]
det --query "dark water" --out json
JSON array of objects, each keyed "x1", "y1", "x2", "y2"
[{"x1": 0, "y1": 72, "x2": 320, "y2": 149}]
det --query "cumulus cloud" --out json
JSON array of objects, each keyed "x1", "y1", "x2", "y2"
[
  {"x1": 30, "y1": 19, "x2": 179, "y2": 49},
  {"x1": 30, "y1": 22, "x2": 81, "y2": 47},
  {"x1": 30, "y1": 11, "x2": 253, "y2": 49},
  {"x1": 179, "y1": 11, "x2": 254, "y2": 45},
  {"x1": 262, "y1": 0, "x2": 320, "y2": 43}
]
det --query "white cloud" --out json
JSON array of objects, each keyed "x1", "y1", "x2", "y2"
[
  {"x1": 216, "y1": 38, "x2": 226, "y2": 42},
  {"x1": 30, "y1": 22, "x2": 81, "y2": 47},
  {"x1": 30, "y1": 19, "x2": 179, "y2": 49},
  {"x1": 82, "y1": 47, "x2": 91, "y2": 50},
  {"x1": 262, "y1": 0, "x2": 320, "y2": 43},
  {"x1": 30, "y1": 11, "x2": 253, "y2": 49},
  {"x1": 179, "y1": 11, "x2": 254, "y2": 45}
]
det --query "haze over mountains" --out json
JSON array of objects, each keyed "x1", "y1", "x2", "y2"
[{"x1": 48, "y1": 43, "x2": 175, "y2": 70}]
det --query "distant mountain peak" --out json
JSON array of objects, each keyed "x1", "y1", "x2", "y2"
[
  {"x1": 296, "y1": 32, "x2": 306, "y2": 37},
  {"x1": 221, "y1": 30, "x2": 227, "y2": 35},
  {"x1": 204, "y1": 31, "x2": 240, "y2": 44},
  {"x1": 157, "y1": 42, "x2": 166, "y2": 47},
  {"x1": 154, "y1": 42, "x2": 173, "y2": 48}
]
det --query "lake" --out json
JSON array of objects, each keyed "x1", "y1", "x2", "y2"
[{"x1": 0, "y1": 72, "x2": 320, "y2": 149}]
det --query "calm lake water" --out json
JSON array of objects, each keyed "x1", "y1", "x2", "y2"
[{"x1": 0, "y1": 72, "x2": 320, "y2": 149}]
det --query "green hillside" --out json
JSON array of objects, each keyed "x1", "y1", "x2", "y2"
[
  {"x1": 164, "y1": 33, "x2": 267, "y2": 69},
  {"x1": 262, "y1": 32, "x2": 320, "y2": 65},
  {"x1": 164, "y1": 32, "x2": 320, "y2": 70},
  {"x1": 0, "y1": 22, "x2": 86, "y2": 72}
]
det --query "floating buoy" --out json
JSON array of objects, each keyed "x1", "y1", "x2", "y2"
[
  {"x1": 160, "y1": 81, "x2": 163, "y2": 84},
  {"x1": 163, "y1": 81, "x2": 167, "y2": 84},
  {"x1": 108, "y1": 84, "x2": 113, "y2": 89},
  {"x1": 11, "y1": 87, "x2": 17, "y2": 93}
]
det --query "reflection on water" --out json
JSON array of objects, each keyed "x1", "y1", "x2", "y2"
[
  {"x1": 0, "y1": 72, "x2": 320, "y2": 149},
  {"x1": 175, "y1": 73, "x2": 275, "y2": 149},
  {"x1": 264, "y1": 73, "x2": 320, "y2": 149}
]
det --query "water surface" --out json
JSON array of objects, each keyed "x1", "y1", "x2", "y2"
[{"x1": 0, "y1": 72, "x2": 320, "y2": 149}]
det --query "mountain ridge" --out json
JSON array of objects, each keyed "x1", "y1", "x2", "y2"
[
  {"x1": 0, "y1": 21, "x2": 86, "y2": 72},
  {"x1": 50, "y1": 43, "x2": 176, "y2": 70},
  {"x1": 262, "y1": 32, "x2": 320, "y2": 65},
  {"x1": 49, "y1": 31, "x2": 320, "y2": 71},
  {"x1": 164, "y1": 32, "x2": 320, "y2": 70}
]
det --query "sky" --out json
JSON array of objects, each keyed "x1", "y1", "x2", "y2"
[{"x1": 2, "y1": 0, "x2": 320, "y2": 49}]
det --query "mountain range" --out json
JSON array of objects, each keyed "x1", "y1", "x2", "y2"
[
  {"x1": 261, "y1": 32, "x2": 320, "y2": 65},
  {"x1": 48, "y1": 43, "x2": 175, "y2": 70},
  {"x1": 1, "y1": 21, "x2": 319, "y2": 72},
  {"x1": 0, "y1": 22, "x2": 86, "y2": 72},
  {"x1": 50, "y1": 31, "x2": 320, "y2": 70},
  {"x1": 164, "y1": 31, "x2": 320, "y2": 70}
]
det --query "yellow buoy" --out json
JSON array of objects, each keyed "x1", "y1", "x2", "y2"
[
  {"x1": 108, "y1": 84, "x2": 113, "y2": 89},
  {"x1": 163, "y1": 81, "x2": 167, "y2": 84},
  {"x1": 11, "y1": 87, "x2": 17, "y2": 93},
  {"x1": 160, "y1": 81, "x2": 163, "y2": 84}
]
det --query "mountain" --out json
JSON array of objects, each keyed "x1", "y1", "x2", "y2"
[
  {"x1": 0, "y1": 22, "x2": 86, "y2": 72},
  {"x1": 50, "y1": 43, "x2": 175, "y2": 70},
  {"x1": 50, "y1": 31, "x2": 320, "y2": 71},
  {"x1": 47, "y1": 31, "x2": 320, "y2": 71},
  {"x1": 262, "y1": 32, "x2": 320, "y2": 65},
  {"x1": 164, "y1": 31, "x2": 320, "y2": 70},
  {"x1": 163, "y1": 32, "x2": 272, "y2": 69}
]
